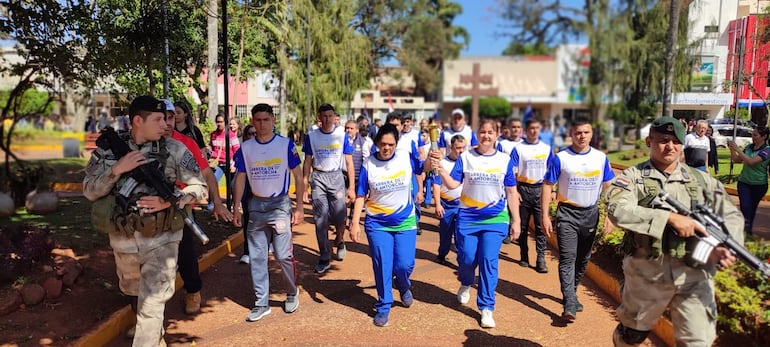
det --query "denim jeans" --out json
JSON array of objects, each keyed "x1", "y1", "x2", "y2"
[{"x1": 737, "y1": 181, "x2": 768, "y2": 233}]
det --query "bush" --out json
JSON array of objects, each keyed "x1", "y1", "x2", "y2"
[
  {"x1": 713, "y1": 237, "x2": 770, "y2": 344},
  {"x1": 461, "y1": 96, "x2": 512, "y2": 119},
  {"x1": 0, "y1": 223, "x2": 54, "y2": 285}
]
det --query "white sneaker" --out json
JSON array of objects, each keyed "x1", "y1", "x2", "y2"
[
  {"x1": 239, "y1": 254, "x2": 250, "y2": 264},
  {"x1": 457, "y1": 285, "x2": 471, "y2": 304},
  {"x1": 480, "y1": 309, "x2": 496, "y2": 328}
]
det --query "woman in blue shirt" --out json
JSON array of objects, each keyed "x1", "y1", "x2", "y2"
[{"x1": 349, "y1": 124, "x2": 423, "y2": 327}]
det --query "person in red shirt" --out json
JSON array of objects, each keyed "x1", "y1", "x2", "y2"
[{"x1": 163, "y1": 100, "x2": 232, "y2": 315}]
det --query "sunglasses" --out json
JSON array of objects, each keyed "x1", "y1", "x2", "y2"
[{"x1": 247, "y1": 131, "x2": 257, "y2": 135}]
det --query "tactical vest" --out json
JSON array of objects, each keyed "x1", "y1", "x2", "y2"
[
  {"x1": 92, "y1": 137, "x2": 186, "y2": 236},
  {"x1": 624, "y1": 163, "x2": 712, "y2": 260}
]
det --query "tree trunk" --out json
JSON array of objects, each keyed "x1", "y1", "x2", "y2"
[
  {"x1": 232, "y1": 2, "x2": 248, "y2": 119},
  {"x1": 661, "y1": 0, "x2": 681, "y2": 118},
  {"x1": 146, "y1": 54, "x2": 156, "y2": 96},
  {"x1": 207, "y1": 0, "x2": 219, "y2": 122}
]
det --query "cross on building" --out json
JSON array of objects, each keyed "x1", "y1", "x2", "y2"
[{"x1": 453, "y1": 62, "x2": 499, "y2": 131}]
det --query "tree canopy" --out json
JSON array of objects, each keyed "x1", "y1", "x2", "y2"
[
  {"x1": 495, "y1": 0, "x2": 692, "y2": 125},
  {"x1": 461, "y1": 96, "x2": 512, "y2": 119}
]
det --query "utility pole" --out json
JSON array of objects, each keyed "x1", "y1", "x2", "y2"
[
  {"x1": 729, "y1": 18, "x2": 747, "y2": 182},
  {"x1": 221, "y1": 0, "x2": 231, "y2": 207},
  {"x1": 346, "y1": 70, "x2": 351, "y2": 120},
  {"x1": 661, "y1": 0, "x2": 681, "y2": 118},
  {"x1": 206, "y1": 0, "x2": 218, "y2": 123},
  {"x1": 279, "y1": 42, "x2": 287, "y2": 136},
  {"x1": 306, "y1": 24, "x2": 312, "y2": 131}
]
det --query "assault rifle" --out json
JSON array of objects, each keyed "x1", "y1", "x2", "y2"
[
  {"x1": 659, "y1": 191, "x2": 769, "y2": 279},
  {"x1": 97, "y1": 127, "x2": 210, "y2": 245}
]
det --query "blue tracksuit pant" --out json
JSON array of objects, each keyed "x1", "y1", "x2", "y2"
[
  {"x1": 366, "y1": 228, "x2": 417, "y2": 314},
  {"x1": 437, "y1": 199, "x2": 459, "y2": 258},
  {"x1": 456, "y1": 226, "x2": 506, "y2": 311}
]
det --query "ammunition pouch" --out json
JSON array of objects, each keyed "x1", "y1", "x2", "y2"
[
  {"x1": 114, "y1": 205, "x2": 188, "y2": 238},
  {"x1": 91, "y1": 193, "x2": 118, "y2": 234},
  {"x1": 622, "y1": 232, "x2": 661, "y2": 259}
]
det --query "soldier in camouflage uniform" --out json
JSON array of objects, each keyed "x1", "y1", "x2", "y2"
[
  {"x1": 83, "y1": 95, "x2": 207, "y2": 347},
  {"x1": 605, "y1": 117, "x2": 743, "y2": 347}
]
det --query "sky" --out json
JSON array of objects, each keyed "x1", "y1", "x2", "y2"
[
  {"x1": 455, "y1": 0, "x2": 508, "y2": 56},
  {"x1": 454, "y1": 0, "x2": 585, "y2": 57}
]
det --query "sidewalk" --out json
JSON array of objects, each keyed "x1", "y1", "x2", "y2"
[{"x1": 105, "y1": 205, "x2": 663, "y2": 347}]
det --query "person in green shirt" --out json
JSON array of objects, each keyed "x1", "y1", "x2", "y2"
[{"x1": 728, "y1": 126, "x2": 770, "y2": 234}]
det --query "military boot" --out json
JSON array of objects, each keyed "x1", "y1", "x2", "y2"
[{"x1": 185, "y1": 292, "x2": 201, "y2": 315}]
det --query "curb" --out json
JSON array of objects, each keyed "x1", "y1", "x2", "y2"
[
  {"x1": 544, "y1": 233, "x2": 675, "y2": 347},
  {"x1": 72, "y1": 231, "x2": 245, "y2": 346}
]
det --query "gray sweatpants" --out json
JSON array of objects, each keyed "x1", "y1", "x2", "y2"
[
  {"x1": 310, "y1": 170, "x2": 347, "y2": 262},
  {"x1": 246, "y1": 195, "x2": 298, "y2": 307}
]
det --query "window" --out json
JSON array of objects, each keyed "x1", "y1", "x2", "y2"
[
  {"x1": 235, "y1": 105, "x2": 247, "y2": 118},
  {"x1": 704, "y1": 25, "x2": 719, "y2": 33}
]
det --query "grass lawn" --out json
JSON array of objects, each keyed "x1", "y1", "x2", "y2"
[
  {"x1": 608, "y1": 148, "x2": 750, "y2": 189},
  {"x1": 0, "y1": 158, "x2": 89, "y2": 184}
]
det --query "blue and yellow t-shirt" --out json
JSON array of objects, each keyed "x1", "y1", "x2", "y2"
[
  {"x1": 511, "y1": 139, "x2": 552, "y2": 184},
  {"x1": 302, "y1": 125, "x2": 353, "y2": 172},
  {"x1": 235, "y1": 134, "x2": 301, "y2": 198},
  {"x1": 543, "y1": 147, "x2": 614, "y2": 208},
  {"x1": 449, "y1": 149, "x2": 516, "y2": 232},
  {"x1": 357, "y1": 151, "x2": 424, "y2": 232}
]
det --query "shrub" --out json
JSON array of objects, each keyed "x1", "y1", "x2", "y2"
[
  {"x1": 713, "y1": 237, "x2": 770, "y2": 343},
  {"x1": 0, "y1": 223, "x2": 54, "y2": 285}
]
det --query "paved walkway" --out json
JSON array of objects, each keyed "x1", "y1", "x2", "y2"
[{"x1": 107, "y1": 205, "x2": 663, "y2": 347}]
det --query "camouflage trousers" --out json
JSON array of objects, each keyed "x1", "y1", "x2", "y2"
[
  {"x1": 616, "y1": 255, "x2": 717, "y2": 347},
  {"x1": 111, "y1": 233, "x2": 180, "y2": 347}
]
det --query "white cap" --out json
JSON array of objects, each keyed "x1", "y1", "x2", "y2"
[
  {"x1": 162, "y1": 99, "x2": 175, "y2": 112},
  {"x1": 451, "y1": 108, "x2": 465, "y2": 117}
]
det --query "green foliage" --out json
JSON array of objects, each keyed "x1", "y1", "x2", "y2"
[
  {"x1": 0, "y1": 90, "x2": 55, "y2": 118},
  {"x1": 724, "y1": 108, "x2": 751, "y2": 121},
  {"x1": 461, "y1": 97, "x2": 512, "y2": 119},
  {"x1": 397, "y1": 0, "x2": 469, "y2": 98},
  {"x1": 352, "y1": 1, "x2": 410, "y2": 71},
  {"x1": 502, "y1": 42, "x2": 554, "y2": 56},
  {"x1": 713, "y1": 238, "x2": 770, "y2": 342},
  {"x1": 496, "y1": 0, "x2": 693, "y2": 123},
  {"x1": 281, "y1": 0, "x2": 371, "y2": 130}
]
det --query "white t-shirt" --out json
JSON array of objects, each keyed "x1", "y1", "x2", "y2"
[
  {"x1": 543, "y1": 147, "x2": 615, "y2": 207},
  {"x1": 497, "y1": 138, "x2": 523, "y2": 155},
  {"x1": 235, "y1": 135, "x2": 301, "y2": 198},
  {"x1": 357, "y1": 151, "x2": 423, "y2": 232},
  {"x1": 438, "y1": 125, "x2": 478, "y2": 154},
  {"x1": 435, "y1": 156, "x2": 463, "y2": 204},
  {"x1": 684, "y1": 133, "x2": 710, "y2": 167},
  {"x1": 302, "y1": 125, "x2": 353, "y2": 172},
  {"x1": 511, "y1": 139, "x2": 552, "y2": 184}
]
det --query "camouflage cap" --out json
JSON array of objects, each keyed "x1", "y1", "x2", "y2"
[{"x1": 650, "y1": 116, "x2": 686, "y2": 144}]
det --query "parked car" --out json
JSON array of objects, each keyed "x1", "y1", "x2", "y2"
[
  {"x1": 710, "y1": 118, "x2": 751, "y2": 133},
  {"x1": 712, "y1": 125, "x2": 753, "y2": 148}
]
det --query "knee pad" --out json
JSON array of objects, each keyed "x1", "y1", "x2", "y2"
[{"x1": 613, "y1": 324, "x2": 649, "y2": 346}]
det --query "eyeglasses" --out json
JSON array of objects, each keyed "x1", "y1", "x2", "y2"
[{"x1": 216, "y1": 121, "x2": 224, "y2": 123}]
